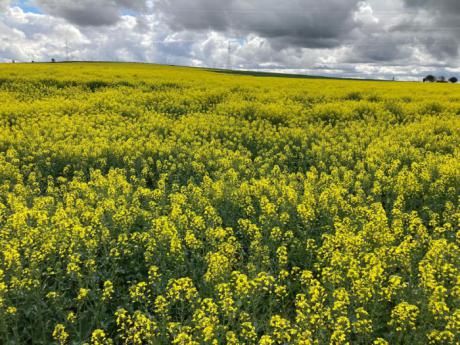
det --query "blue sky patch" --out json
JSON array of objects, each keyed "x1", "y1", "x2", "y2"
[{"x1": 18, "y1": 0, "x2": 41, "y2": 13}]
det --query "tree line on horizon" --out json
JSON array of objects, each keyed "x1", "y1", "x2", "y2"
[{"x1": 423, "y1": 75, "x2": 458, "y2": 83}]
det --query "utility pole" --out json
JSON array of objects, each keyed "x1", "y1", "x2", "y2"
[
  {"x1": 226, "y1": 40, "x2": 232, "y2": 70},
  {"x1": 65, "y1": 38, "x2": 70, "y2": 61},
  {"x1": 226, "y1": 10, "x2": 233, "y2": 70}
]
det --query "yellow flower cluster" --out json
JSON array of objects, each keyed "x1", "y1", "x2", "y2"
[
  {"x1": 389, "y1": 302, "x2": 420, "y2": 332},
  {"x1": 0, "y1": 62, "x2": 459, "y2": 344},
  {"x1": 91, "y1": 329, "x2": 113, "y2": 345}
]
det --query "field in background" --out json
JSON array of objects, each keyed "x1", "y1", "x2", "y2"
[{"x1": 0, "y1": 63, "x2": 459, "y2": 344}]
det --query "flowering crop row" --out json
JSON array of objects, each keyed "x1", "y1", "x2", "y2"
[{"x1": 0, "y1": 63, "x2": 459, "y2": 344}]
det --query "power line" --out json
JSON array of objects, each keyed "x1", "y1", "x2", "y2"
[{"x1": 158, "y1": 7, "x2": 426, "y2": 14}]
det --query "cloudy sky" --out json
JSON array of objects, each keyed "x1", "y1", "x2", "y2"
[{"x1": 1, "y1": 0, "x2": 459, "y2": 80}]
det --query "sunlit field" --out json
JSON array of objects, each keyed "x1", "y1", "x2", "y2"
[{"x1": 0, "y1": 63, "x2": 459, "y2": 344}]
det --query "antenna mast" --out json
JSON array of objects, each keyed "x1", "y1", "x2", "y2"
[
  {"x1": 226, "y1": 40, "x2": 232, "y2": 70},
  {"x1": 226, "y1": 10, "x2": 233, "y2": 70},
  {"x1": 65, "y1": 38, "x2": 70, "y2": 61}
]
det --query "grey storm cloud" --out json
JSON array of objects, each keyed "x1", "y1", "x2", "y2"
[
  {"x1": 350, "y1": 37, "x2": 412, "y2": 63},
  {"x1": 403, "y1": 0, "x2": 460, "y2": 13},
  {"x1": 34, "y1": 0, "x2": 147, "y2": 26},
  {"x1": 154, "y1": 0, "x2": 363, "y2": 49},
  {"x1": 345, "y1": 0, "x2": 460, "y2": 63},
  {"x1": 400, "y1": 0, "x2": 460, "y2": 58}
]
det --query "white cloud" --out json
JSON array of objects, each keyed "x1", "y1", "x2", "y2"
[{"x1": 354, "y1": 2, "x2": 379, "y2": 25}]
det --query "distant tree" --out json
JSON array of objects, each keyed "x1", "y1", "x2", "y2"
[
  {"x1": 424, "y1": 75, "x2": 436, "y2": 82},
  {"x1": 437, "y1": 76, "x2": 446, "y2": 83},
  {"x1": 51, "y1": 58, "x2": 56, "y2": 63},
  {"x1": 449, "y1": 77, "x2": 458, "y2": 83}
]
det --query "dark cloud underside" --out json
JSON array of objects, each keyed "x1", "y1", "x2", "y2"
[
  {"x1": 155, "y1": 0, "x2": 362, "y2": 48},
  {"x1": 35, "y1": 0, "x2": 147, "y2": 26}
]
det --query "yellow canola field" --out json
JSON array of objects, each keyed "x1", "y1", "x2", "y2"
[{"x1": 0, "y1": 63, "x2": 459, "y2": 344}]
